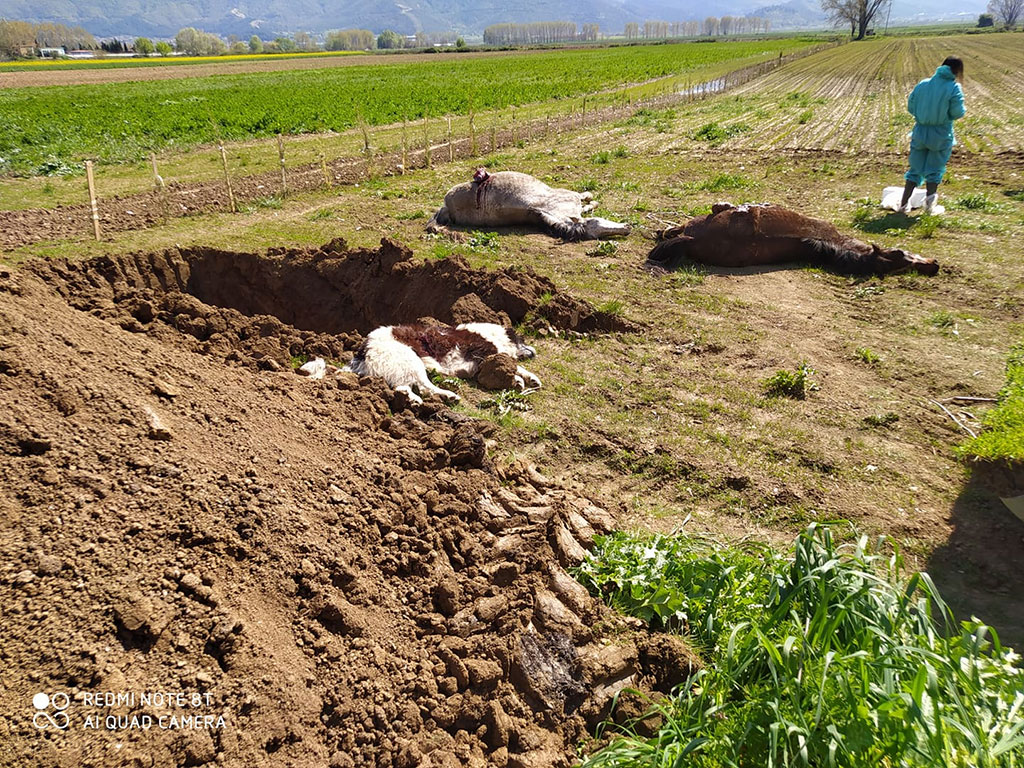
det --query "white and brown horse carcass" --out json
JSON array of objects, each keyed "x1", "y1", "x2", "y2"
[
  {"x1": 339, "y1": 322, "x2": 541, "y2": 405},
  {"x1": 427, "y1": 168, "x2": 631, "y2": 241}
]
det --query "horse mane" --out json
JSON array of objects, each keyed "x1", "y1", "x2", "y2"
[
  {"x1": 799, "y1": 238, "x2": 878, "y2": 275},
  {"x1": 536, "y1": 211, "x2": 590, "y2": 241},
  {"x1": 644, "y1": 237, "x2": 691, "y2": 271}
]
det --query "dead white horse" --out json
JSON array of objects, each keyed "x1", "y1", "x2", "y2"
[{"x1": 427, "y1": 168, "x2": 631, "y2": 241}]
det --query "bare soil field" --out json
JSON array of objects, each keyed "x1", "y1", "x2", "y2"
[
  {"x1": 2, "y1": 34, "x2": 1023, "y2": 768},
  {"x1": 0, "y1": 240, "x2": 672, "y2": 768},
  {"x1": 715, "y1": 34, "x2": 1024, "y2": 153}
]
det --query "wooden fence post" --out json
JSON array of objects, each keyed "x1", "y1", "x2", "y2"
[
  {"x1": 469, "y1": 113, "x2": 477, "y2": 156},
  {"x1": 85, "y1": 160, "x2": 101, "y2": 241},
  {"x1": 219, "y1": 146, "x2": 236, "y2": 213},
  {"x1": 320, "y1": 152, "x2": 331, "y2": 189},
  {"x1": 401, "y1": 119, "x2": 408, "y2": 173},
  {"x1": 150, "y1": 153, "x2": 165, "y2": 190},
  {"x1": 277, "y1": 134, "x2": 286, "y2": 197},
  {"x1": 446, "y1": 117, "x2": 454, "y2": 162},
  {"x1": 422, "y1": 123, "x2": 432, "y2": 168}
]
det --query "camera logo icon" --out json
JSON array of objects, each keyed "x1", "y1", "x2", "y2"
[{"x1": 32, "y1": 692, "x2": 70, "y2": 730}]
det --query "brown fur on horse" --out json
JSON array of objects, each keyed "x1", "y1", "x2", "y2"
[
  {"x1": 647, "y1": 202, "x2": 939, "y2": 276},
  {"x1": 390, "y1": 325, "x2": 498, "y2": 364}
]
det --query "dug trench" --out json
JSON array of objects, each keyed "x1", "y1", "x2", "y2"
[{"x1": 0, "y1": 239, "x2": 695, "y2": 768}]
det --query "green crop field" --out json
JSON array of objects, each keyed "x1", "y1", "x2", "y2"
[{"x1": 0, "y1": 39, "x2": 813, "y2": 175}]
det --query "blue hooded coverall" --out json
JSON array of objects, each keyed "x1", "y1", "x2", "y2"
[{"x1": 905, "y1": 64, "x2": 966, "y2": 186}]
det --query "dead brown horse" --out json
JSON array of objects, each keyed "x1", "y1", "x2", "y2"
[{"x1": 647, "y1": 202, "x2": 939, "y2": 276}]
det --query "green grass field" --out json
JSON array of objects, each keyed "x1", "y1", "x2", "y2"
[{"x1": 0, "y1": 39, "x2": 812, "y2": 175}]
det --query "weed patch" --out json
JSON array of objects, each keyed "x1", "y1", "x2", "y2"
[
  {"x1": 576, "y1": 525, "x2": 1024, "y2": 768},
  {"x1": 587, "y1": 241, "x2": 619, "y2": 258},
  {"x1": 694, "y1": 173, "x2": 749, "y2": 192},
  {"x1": 863, "y1": 412, "x2": 900, "y2": 428},
  {"x1": 950, "y1": 193, "x2": 999, "y2": 212},
  {"x1": 855, "y1": 347, "x2": 881, "y2": 365},
  {"x1": 914, "y1": 214, "x2": 941, "y2": 238},
  {"x1": 692, "y1": 122, "x2": 750, "y2": 145},
  {"x1": 958, "y1": 339, "x2": 1024, "y2": 461},
  {"x1": 763, "y1": 362, "x2": 819, "y2": 399}
]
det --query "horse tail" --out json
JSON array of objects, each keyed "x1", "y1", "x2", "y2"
[
  {"x1": 799, "y1": 238, "x2": 874, "y2": 275},
  {"x1": 645, "y1": 236, "x2": 695, "y2": 272}
]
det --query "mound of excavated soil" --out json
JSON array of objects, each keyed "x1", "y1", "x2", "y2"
[{"x1": 0, "y1": 241, "x2": 681, "y2": 768}]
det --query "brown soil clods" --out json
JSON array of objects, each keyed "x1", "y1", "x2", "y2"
[{"x1": 0, "y1": 238, "x2": 677, "y2": 768}]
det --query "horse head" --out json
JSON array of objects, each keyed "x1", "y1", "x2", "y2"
[{"x1": 871, "y1": 244, "x2": 939, "y2": 276}]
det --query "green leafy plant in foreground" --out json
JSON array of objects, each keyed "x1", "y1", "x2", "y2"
[
  {"x1": 763, "y1": 362, "x2": 819, "y2": 399},
  {"x1": 575, "y1": 525, "x2": 1024, "y2": 768}
]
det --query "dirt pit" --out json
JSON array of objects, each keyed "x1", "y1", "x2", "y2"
[
  {"x1": 0, "y1": 240, "x2": 677, "y2": 768},
  {"x1": 32, "y1": 237, "x2": 633, "y2": 370}
]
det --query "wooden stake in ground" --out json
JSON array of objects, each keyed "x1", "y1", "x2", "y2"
[
  {"x1": 85, "y1": 160, "x2": 101, "y2": 241},
  {"x1": 319, "y1": 152, "x2": 331, "y2": 189},
  {"x1": 582, "y1": 96, "x2": 587, "y2": 127},
  {"x1": 219, "y1": 146, "x2": 236, "y2": 213},
  {"x1": 150, "y1": 153, "x2": 165, "y2": 191},
  {"x1": 277, "y1": 134, "x2": 287, "y2": 197},
  {"x1": 511, "y1": 108, "x2": 517, "y2": 145},
  {"x1": 401, "y1": 120, "x2": 408, "y2": 173},
  {"x1": 358, "y1": 117, "x2": 373, "y2": 178},
  {"x1": 490, "y1": 122, "x2": 497, "y2": 153},
  {"x1": 151, "y1": 152, "x2": 169, "y2": 224},
  {"x1": 422, "y1": 122, "x2": 432, "y2": 168},
  {"x1": 446, "y1": 117, "x2": 454, "y2": 162},
  {"x1": 469, "y1": 113, "x2": 477, "y2": 156}
]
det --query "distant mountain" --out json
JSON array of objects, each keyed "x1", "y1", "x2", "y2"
[{"x1": 2, "y1": 0, "x2": 987, "y2": 38}]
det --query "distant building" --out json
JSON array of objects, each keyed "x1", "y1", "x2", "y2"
[
  {"x1": 39, "y1": 47, "x2": 65, "y2": 58},
  {"x1": 67, "y1": 50, "x2": 96, "y2": 59}
]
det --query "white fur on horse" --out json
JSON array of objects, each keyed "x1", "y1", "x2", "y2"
[
  {"x1": 880, "y1": 186, "x2": 927, "y2": 211},
  {"x1": 298, "y1": 358, "x2": 327, "y2": 379},
  {"x1": 428, "y1": 170, "x2": 631, "y2": 241}
]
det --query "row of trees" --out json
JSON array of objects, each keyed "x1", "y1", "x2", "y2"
[
  {"x1": 324, "y1": 28, "x2": 375, "y2": 51},
  {"x1": 624, "y1": 17, "x2": 771, "y2": 39},
  {"x1": 482, "y1": 22, "x2": 588, "y2": 44},
  {"x1": 0, "y1": 19, "x2": 95, "y2": 57}
]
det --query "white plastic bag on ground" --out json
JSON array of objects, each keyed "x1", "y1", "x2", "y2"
[{"x1": 880, "y1": 185, "x2": 927, "y2": 211}]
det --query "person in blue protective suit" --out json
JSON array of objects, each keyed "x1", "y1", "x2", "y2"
[{"x1": 899, "y1": 56, "x2": 965, "y2": 215}]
